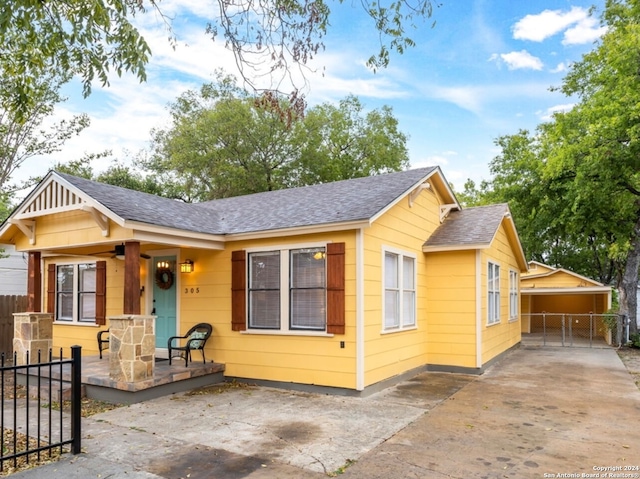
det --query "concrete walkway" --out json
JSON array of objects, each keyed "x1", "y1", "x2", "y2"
[{"x1": 10, "y1": 346, "x2": 640, "y2": 478}]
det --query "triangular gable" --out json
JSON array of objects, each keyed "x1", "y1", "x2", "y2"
[
  {"x1": 422, "y1": 203, "x2": 528, "y2": 272},
  {"x1": 370, "y1": 166, "x2": 460, "y2": 225},
  {"x1": 524, "y1": 261, "x2": 555, "y2": 276},
  {"x1": 1, "y1": 171, "x2": 114, "y2": 244},
  {"x1": 521, "y1": 264, "x2": 605, "y2": 288}
]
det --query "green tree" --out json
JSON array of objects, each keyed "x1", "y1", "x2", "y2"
[
  {"x1": 0, "y1": 72, "x2": 90, "y2": 193},
  {"x1": 96, "y1": 162, "x2": 164, "y2": 196},
  {"x1": 291, "y1": 96, "x2": 409, "y2": 186},
  {"x1": 480, "y1": 0, "x2": 640, "y2": 334},
  {"x1": 0, "y1": 190, "x2": 13, "y2": 223},
  {"x1": 542, "y1": 0, "x2": 640, "y2": 333},
  {"x1": 484, "y1": 129, "x2": 618, "y2": 285},
  {"x1": 51, "y1": 154, "x2": 163, "y2": 196},
  {"x1": 0, "y1": 0, "x2": 153, "y2": 120},
  {"x1": 147, "y1": 76, "x2": 299, "y2": 201},
  {"x1": 146, "y1": 76, "x2": 409, "y2": 201},
  {"x1": 1, "y1": 0, "x2": 435, "y2": 118}
]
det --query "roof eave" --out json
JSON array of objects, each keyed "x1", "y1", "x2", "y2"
[
  {"x1": 423, "y1": 242, "x2": 491, "y2": 253},
  {"x1": 225, "y1": 219, "x2": 371, "y2": 242},
  {"x1": 521, "y1": 286, "x2": 612, "y2": 295},
  {"x1": 122, "y1": 221, "x2": 226, "y2": 250},
  {"x1": 370, "y1": 167, "x2": 460, "y2": 225}
]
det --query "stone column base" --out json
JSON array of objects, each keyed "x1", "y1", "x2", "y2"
[
  {"x1": 13, "y1": 313, "x2": 53, "y2": 365},
  {"x1": 108, "y1": 315, "x2": 156, "y2": 382}
]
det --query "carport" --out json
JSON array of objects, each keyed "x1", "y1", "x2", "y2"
[{"x1": 520, "y1": 262, "x2": 612, "y2": 340}]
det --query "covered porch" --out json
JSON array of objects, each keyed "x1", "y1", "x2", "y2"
[{"x1": 18, "y1": 352, "x2": 226, "y2": 405}]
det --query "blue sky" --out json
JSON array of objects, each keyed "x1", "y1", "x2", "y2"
[{"x1": 20, "y1": 0, "x2": 607, "y2": 195}]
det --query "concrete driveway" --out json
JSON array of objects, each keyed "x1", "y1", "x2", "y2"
[{"x1": 11, "y1": 346, "x2": 640, "y2": 478}]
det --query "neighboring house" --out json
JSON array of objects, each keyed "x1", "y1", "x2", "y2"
[
  {"x1": 0, "y1": 167, "x2": 528, "y2": 394},
  {"x1": 0, "y1": 245, "x2": 27, "y2": 295},
  {"x1": 520, "y1": 261, "x2": 612, "y2": 335}
]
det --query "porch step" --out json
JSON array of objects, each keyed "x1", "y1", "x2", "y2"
[{"x1": 19, "y1": 375, "x2": 86, "y2": 403}]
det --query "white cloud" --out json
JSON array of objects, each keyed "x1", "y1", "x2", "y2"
[
  {"x1": 562, "y1": 18, "x2": 608, "y2": 45},
  {"x1": 513, "y1": 7, "x2": 588, "y2": 42},
  {"x1": 512, "y1": 6, "x2": 605, "y2": 45},
  {"x1": 538, "y1": 103, "x2": 574, "y2": 121},
  {"x1": 428, "y1": 86, "x2": 484, "y2": 114},
  {"x1": 550, "y1": 62, "x2": 568, "y2": 73},
  {"x1": 499, "y1": 51, "x2": 544, "y2": 71}
]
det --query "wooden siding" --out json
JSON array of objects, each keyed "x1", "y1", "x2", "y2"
[
  {"x1": 480, "y1": 223, "x2": 521, "y2": 365},
  {"x1": 13, "y1": 211, "x2": 132, "y2": 251},
  {"x1": 361, "y1": 186, "x2": 440, "y2": 386},
  {"x1": 195, "y1": 232, "x2": 358, "y2": 390},
  {"x1": 521, "y1": 269, "x2": 601, "y2": 288},
  {"x1": 424, "y1": 250, "x2": 478, "y2": 368}
]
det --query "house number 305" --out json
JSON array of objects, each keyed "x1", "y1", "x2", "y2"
[{"x1": 184, "y1": 287, "x2": 200, "y2": 294}]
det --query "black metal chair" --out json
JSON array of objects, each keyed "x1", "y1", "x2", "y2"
[
  {"x1": 97, "y1": 329, "x2": 109, "y2": 359},
  {"x1": 168, "y1": 323, "x2": 213, "y2": 366}
]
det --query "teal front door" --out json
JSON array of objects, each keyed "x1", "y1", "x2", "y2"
[{"x1": 153, "y1": 255, "x2": 177, "y2": 350}]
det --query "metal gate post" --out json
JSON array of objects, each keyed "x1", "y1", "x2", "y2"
[
  {"x1": 543, "y1": 313, "x2": 547, "y2": 346},
  {"x1": 70, "y1": 345, "x2": 82, "y2": 454},
  {"x1": 561, "y1": 315, "x2": 565, "y2": 347},
  {"x1": 568, "y1": 315, "x2": 573, "y2": 347},
  {"x1": 589, "y1": 313, "x2": 593, "y2": 348}
]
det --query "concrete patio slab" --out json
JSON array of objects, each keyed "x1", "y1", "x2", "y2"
[{"x1": 9, "y1": 346, "x2": 640, "y2": 478}]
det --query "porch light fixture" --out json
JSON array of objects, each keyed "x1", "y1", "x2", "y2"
[
  {"x1": 157, "y1": 260, "x2": 171, "y2": 270},
  {"x1": 114, "y1": 244, "x2": 126, "y2": 260},
  {"x1": 180, "y1": 259, "x2": 194, "y2": 273}
]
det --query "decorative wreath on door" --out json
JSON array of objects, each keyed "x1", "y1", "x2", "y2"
[{"x1": 155, "y1": 267, "x2": 174, "y2": 290}]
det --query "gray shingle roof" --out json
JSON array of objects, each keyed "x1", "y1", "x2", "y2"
[
  {"x1": 200, "y1": 167, "x2": 438, "y2": 234},
  {"x1": 423, "y1": 203, "x2": 510, "y2": 249},
  {"x1": 58, "y1": 167, "x2": 438, "y2": 236},
  {"x1": 58, "y1": 172, "x2": 224, "y2": 235}
]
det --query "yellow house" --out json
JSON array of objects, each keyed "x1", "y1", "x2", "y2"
[
  {"x1": 0, "y1": 167, "x2": 528, "y2": 394},
  {"x1": 520, "y1": 261, "x2": 612, "y2": 335}
]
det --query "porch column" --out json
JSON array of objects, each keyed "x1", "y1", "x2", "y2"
[
  {"x1": 108, "y1": 315, "x2": 155, "y2": 382},
  {"x1": 123, "y1": 241, "x2": 141, "y2": 315},
  {"x1": 13, "y1": 312, "x2": 53, "y2": 365},
  {"x1": 27, "y1": 251, "x2": 41, "y2": 312}
]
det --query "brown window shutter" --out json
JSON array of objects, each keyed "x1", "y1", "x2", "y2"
[
  {"x1": 326, "y1": 242, "x2": 345, "y2": 334},
  {"x1": 231, "y1": 250, "x2": 247, "y2": 331},
  {"x1": 95, "y1": 261, "x2": 107, "y2": 326},
  {"x1": 47, "y1": 264, "x2": 56, "y2": 314}
]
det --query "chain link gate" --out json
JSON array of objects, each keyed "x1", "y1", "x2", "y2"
[{"x1": 524, "y1": 313, "x2": 625, "y2": 348}]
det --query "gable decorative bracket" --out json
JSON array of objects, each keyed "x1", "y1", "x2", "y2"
[
  {"x1": 439, "y1": 204, "x2": 457, "y2": 223},
  {"x1": 408, "y1": 182, "x2": 431, "y2": 207},
  {"x1": 10, "y1": 219, "x2": 36, "y2": 245},
  {"x1": 81, "y1": 205, "x2": 110, "y2": 237}
]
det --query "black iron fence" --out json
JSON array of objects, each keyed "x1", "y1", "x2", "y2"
[
  {"x1": 523, "y1": 313, "x2": 627, "y2": 348},
  {"x1": 1, "y1": 346, "x2": 82, "y2": 474}
]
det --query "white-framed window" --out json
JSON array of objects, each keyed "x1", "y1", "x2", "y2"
[
  {"x1": 383, "y1": 249, "x2": 416, "y2": 331},
  {"x1": 248, "y1": 246, "x2": 326, "y2": 332},
  {"x1": 56, "y1": 263, "x2": 97, "y2": 323},
  {"x1": 509, "y1": 270, "x2": 518, "y2": 320},
  {"x1": 487, "y1": 262, "x2": 500, "y2": 325}
]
